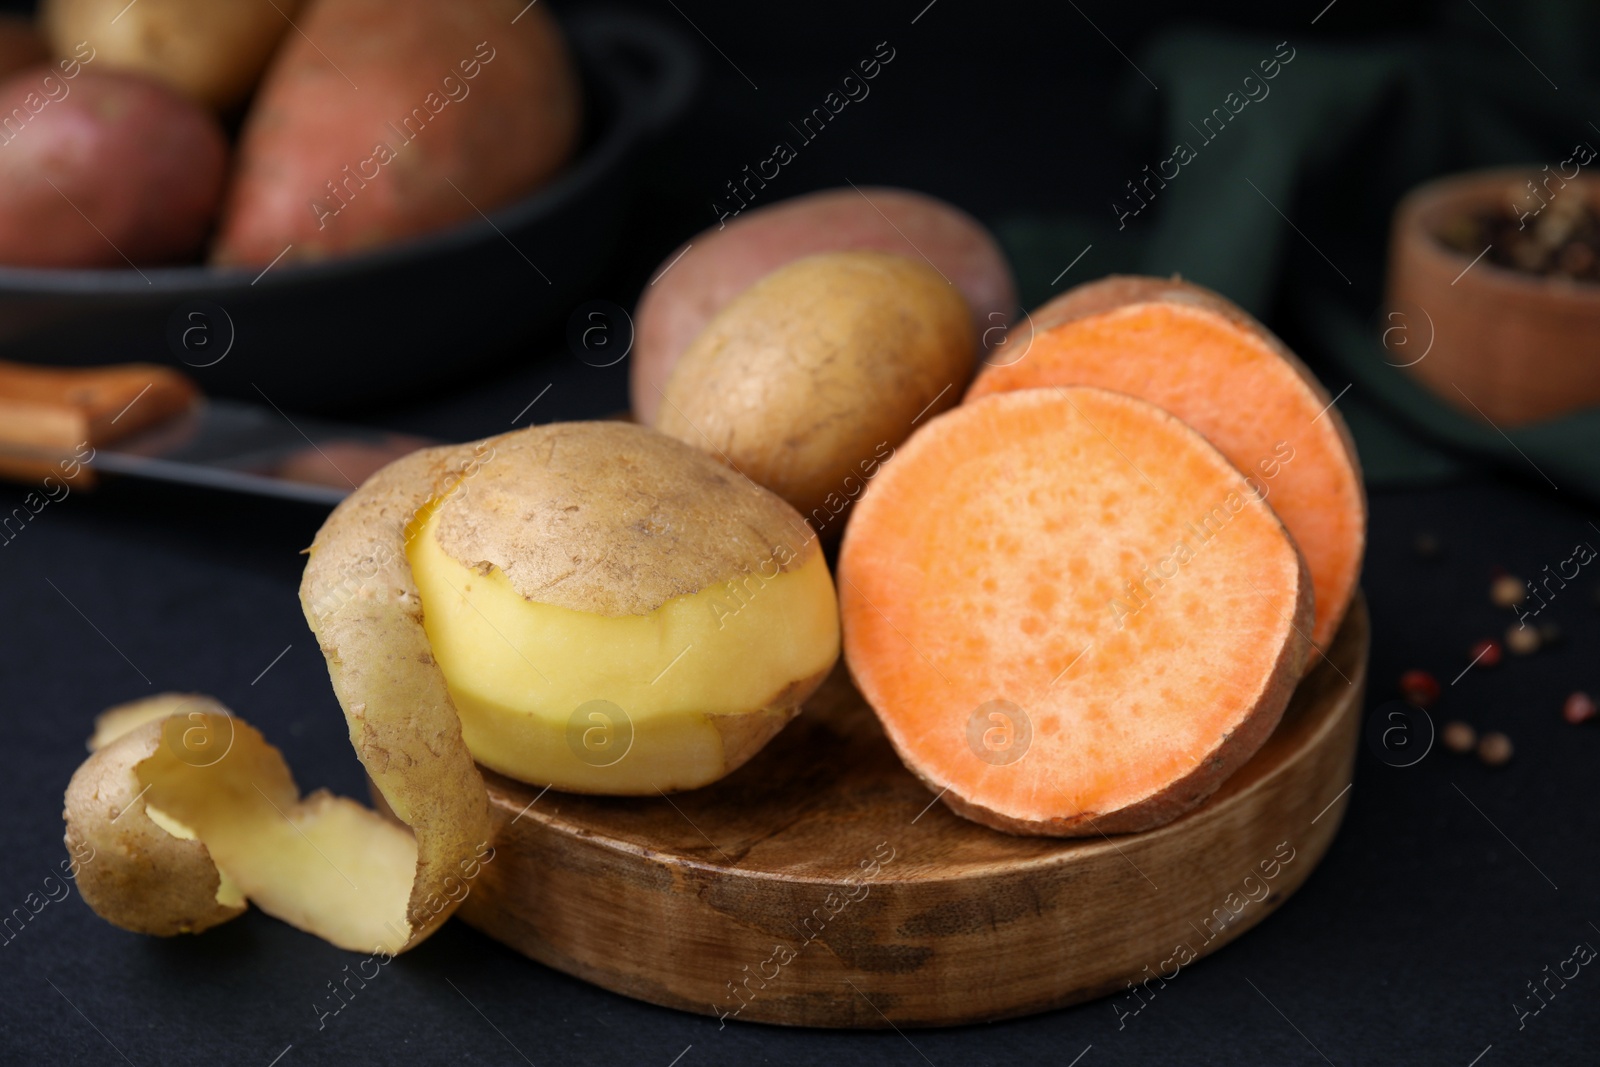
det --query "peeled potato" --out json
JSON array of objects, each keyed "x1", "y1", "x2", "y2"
[
  {"x1": 40, "y1": 0, "x2": 304, "y2": 111},
  {"x1": 304, "y1": 422, "x2": 839, "y2": 795},
  {"x1": 64, "y1": 422, "x2": 839, "y2": 952},
  {"x1": 633, "y1": 186, "x2": 1017, "y2": 423},
  {"x1": 653, "y1": 251, "x2": 977, "y2": 533}
]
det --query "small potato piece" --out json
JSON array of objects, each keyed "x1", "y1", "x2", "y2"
[
  {"x1": 633, "y1": 186, "x2": 1017, "y2": 422},
  {"x1": 0, "y1": 16, "x2": 47, "y2": 81},
  {"x1": 213, "y1": 0, "x2": 581, "y2": 266},
  {"x1": 40, "y1": 0, "x2": 304, "y2": 111},
  {"x1": 654, "y1": 251, "x2": 977, "y2": 529},
  {"x1": 0, "y1": 69, "x2": 227, "y2": 268}
]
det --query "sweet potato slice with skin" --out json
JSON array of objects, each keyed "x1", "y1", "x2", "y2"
[
  {"x1": 969, "y1": 274, "x2": 1364, "y2": 651},
  {"x1": 838, "y1": 388, "x2": 1313, "y2": 837}
]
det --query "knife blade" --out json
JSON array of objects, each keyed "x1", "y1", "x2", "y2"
[{"x1": 0, "y1": 361, "x2": 433, "y2": 507}]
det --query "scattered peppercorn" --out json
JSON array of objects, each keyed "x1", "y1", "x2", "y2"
[
  {"x1": 1413, "y1": 533, "x2": 1440, "y2": 559},
  {"x1": 1438, "y1": 197, "x2": 1600, "y2": 282},
  {"x1": 1490, "y1": 574, "x2": 1526, "y2": 608},
  {"x1": 1469, "y1": 639, "x2": 1503, "y2": 668},
  {"x1": 1477, "y1": 731, "x2": 1514, "y2": 766},
  {"x1": 1399, "y1": 669, "x2": 1441, "y2": 707},
  {"x1": 1505, "y1": 624, "x2": 1541, "y2": 656},
  {"x1": 1563, "y1": 692, "x2": 1596, "y2": 725},
  {"x1": 1442, "y1": 720, "x2": 1477, "y2": 753}
]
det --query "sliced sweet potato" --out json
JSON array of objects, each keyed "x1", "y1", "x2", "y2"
[
  {"x1": 969, "y1": 275, "x2": 1364, "y2": 650},
  {"x1": 838, "y1": 388, "x2": 1312, "y2": 837}
]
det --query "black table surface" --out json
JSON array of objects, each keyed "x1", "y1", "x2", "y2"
[{"x1": 4, "y1": 1, "x2": 1598, "y2": 1064}]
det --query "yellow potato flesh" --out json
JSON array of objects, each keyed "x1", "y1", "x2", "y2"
[
  {"x1": 407, "y1": 500, "x2": 839, "y2": 793},
  {"x1": 137, "y1": 718, "x2": 417, "y2": 954}
]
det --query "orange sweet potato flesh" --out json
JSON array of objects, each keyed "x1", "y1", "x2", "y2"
[
  {"x1": 969, "y1": 275, "x2": 1364, "y2": 651},
  {"x1": 838, "y1": 388, "x2": 1312, "y2": 837}
]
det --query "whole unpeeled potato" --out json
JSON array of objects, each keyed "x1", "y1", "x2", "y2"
[
  {"x1": 0, "y1": 68, "x2": 228, "y2": 268},
  {"x1": 213, "y1": 0, "x2": 581, "y2": 266},
  {"x1": 0, "y1": 15, "x2": 47, "y2": 81},
  {"x1": 40, "y1": 0, "x2": 304, "y2": 111},
  {"x1": 654, "y1": 251, "x2": 977, "y2": 531},
  {"x1": 633, "y1": 187, "x2": 1017, "y2": 422}
]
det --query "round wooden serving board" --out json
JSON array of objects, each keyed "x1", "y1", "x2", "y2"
[{"x1": 459, "y1": 596, "x2": 1368, "y2": 1028}]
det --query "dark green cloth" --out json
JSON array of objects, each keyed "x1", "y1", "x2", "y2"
[{"x1": 998, "y1": 3, "x2": 1600, "y2": 495}]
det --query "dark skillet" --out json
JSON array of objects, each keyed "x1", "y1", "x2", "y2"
[{"x1": 0, "y1": 9, "x2": 698, "y2": 411}]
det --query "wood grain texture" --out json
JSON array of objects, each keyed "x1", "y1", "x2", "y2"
[
  {"x1": 0, "y1": 360, "x2": 197, "y2": 483},
  {"x1": 460, "y1": 596, "x2": 1368, "y2": 1028}
]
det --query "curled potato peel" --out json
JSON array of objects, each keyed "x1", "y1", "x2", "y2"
[
  {"x1": 64, "y1": 443, "x2": 497, "y2": 952},
  {"x1": 64, "y1": 694, "x2": 483, "y2": 952}
]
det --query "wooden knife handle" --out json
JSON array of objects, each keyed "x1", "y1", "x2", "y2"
[{"x1": 0, "y1": 361, "x2": 199, "y2": 484}]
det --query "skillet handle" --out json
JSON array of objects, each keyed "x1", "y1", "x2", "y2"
[{"x1": 568, "y1": 11, "x2": 701, "y2": 137}]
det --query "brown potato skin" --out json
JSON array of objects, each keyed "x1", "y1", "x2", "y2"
[
  {"x1": 0, "y1": 68, "x2": 227, "y2": 268},
  {"x1": 64, "y1": 720, "x2": 246, "y2": 938},
  {"x1": 213, "y1": 0, "x2": 581, "y2": 266},
  {"x1": 654, "y1": 251, "x2": 977, "y2": 529},
  {"x1": 0, "y1": 16, "x2": 47, "y2": 81},
  {"x1": 429, "y1": 421, "x2": 820, "y2": 616},
  {"x1": 40, "y1": 0, "x2": 303, "y2": 111},
  {"x1": 301, "y1": 441, "x2": 494, "y2": 935},
  {"x1": 632, "y1": 187, "x2": 1017, "y2": 422}
]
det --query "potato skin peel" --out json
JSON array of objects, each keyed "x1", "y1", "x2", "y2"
[
  {"x1": 301, "y1": 441, "x2": 494, "y2": 944},
  {"x1": 64, "y1": 718, "x2": 243, "y2": 938}
]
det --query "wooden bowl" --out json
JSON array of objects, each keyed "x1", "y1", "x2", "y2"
[
  {"x1": 458, "y1": 596, "x2": 1369, "y2": 1028},
  {"x1": 1386, "y1": 167, "x2": 1600, "y2": 426}
]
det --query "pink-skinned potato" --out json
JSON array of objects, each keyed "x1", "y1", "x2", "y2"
[
  {"x1": 0, "y1": 16, "x2": 47, "y2": 81},
  {"x1": 632, "y1": 186, "x2": 1017, "y2": 422},
  {"x1": 0, "y1": 68, "x2": 228, "y2": 269},
  {"x1": 213, "y1": 0, "x2": 581, "y2": 267}
]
